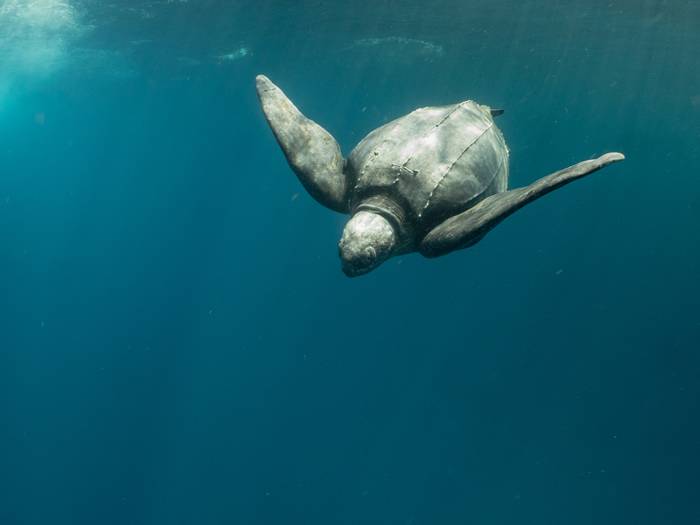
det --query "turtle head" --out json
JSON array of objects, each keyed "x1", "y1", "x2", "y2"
[{"x1": 339, "y1": 211, "x2": 397, "y2": 277}]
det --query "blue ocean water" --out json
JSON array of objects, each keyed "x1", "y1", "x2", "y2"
[{"x1": 1, "y1": 1, "x2": 699, "y2": 523}]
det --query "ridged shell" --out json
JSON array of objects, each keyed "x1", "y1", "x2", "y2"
[{"x1": 347, "y1": 101, "x2": 509, "y2": 230}]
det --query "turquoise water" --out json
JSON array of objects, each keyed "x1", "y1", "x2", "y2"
[{"x1": 1, "y1": 1, "x2": 699, "y2": 523}]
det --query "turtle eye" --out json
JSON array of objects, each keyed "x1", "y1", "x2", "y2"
[{"x1": 364, "y1": 246, "x2": 377, "y2": 261}]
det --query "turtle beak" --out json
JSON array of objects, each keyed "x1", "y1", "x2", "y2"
[
  {"x1": 341, "y1": 265, "x2": 369, "y2": 278},
  {"x1": 338, "y1": 211, "x2": 397, "y2": 278},
  {"x1": 339, "y1": 245, "x2": 377, "y2": 277}
]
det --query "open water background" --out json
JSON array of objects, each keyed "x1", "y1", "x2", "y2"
[{"x1": 1, "y1": 1, "x2": 699, "y2": 523}]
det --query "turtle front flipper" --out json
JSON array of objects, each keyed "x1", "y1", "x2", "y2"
[
  {"x1": 419, "y1": 152, "x2": 625, "y2": 257},
  {"x1": 256, "y1": 75, "x2": 348, "y2": 213}
]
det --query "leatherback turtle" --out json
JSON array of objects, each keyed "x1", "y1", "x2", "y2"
[{"x1": 256, "y1": 75, "x2": 624, "y2": 277}]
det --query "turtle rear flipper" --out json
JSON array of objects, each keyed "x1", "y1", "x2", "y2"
[
  {"x1": 256, "y1": 75, "x2": 348, "y2": 213},
  {"x1": 419, "y1": 152, "x2": 625, "y2": 257}
]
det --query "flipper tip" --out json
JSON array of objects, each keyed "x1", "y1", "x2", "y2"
[
  {"x1": 603, "y1": 151, "x2": 625, "y2": 163},
  {"x1": 255, "y1": 74, "x2": 275, "y2": 93}
]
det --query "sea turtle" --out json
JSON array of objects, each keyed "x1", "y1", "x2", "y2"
[{"x1": 256, "y1": 75, "x2": 624, "y2": 277}]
